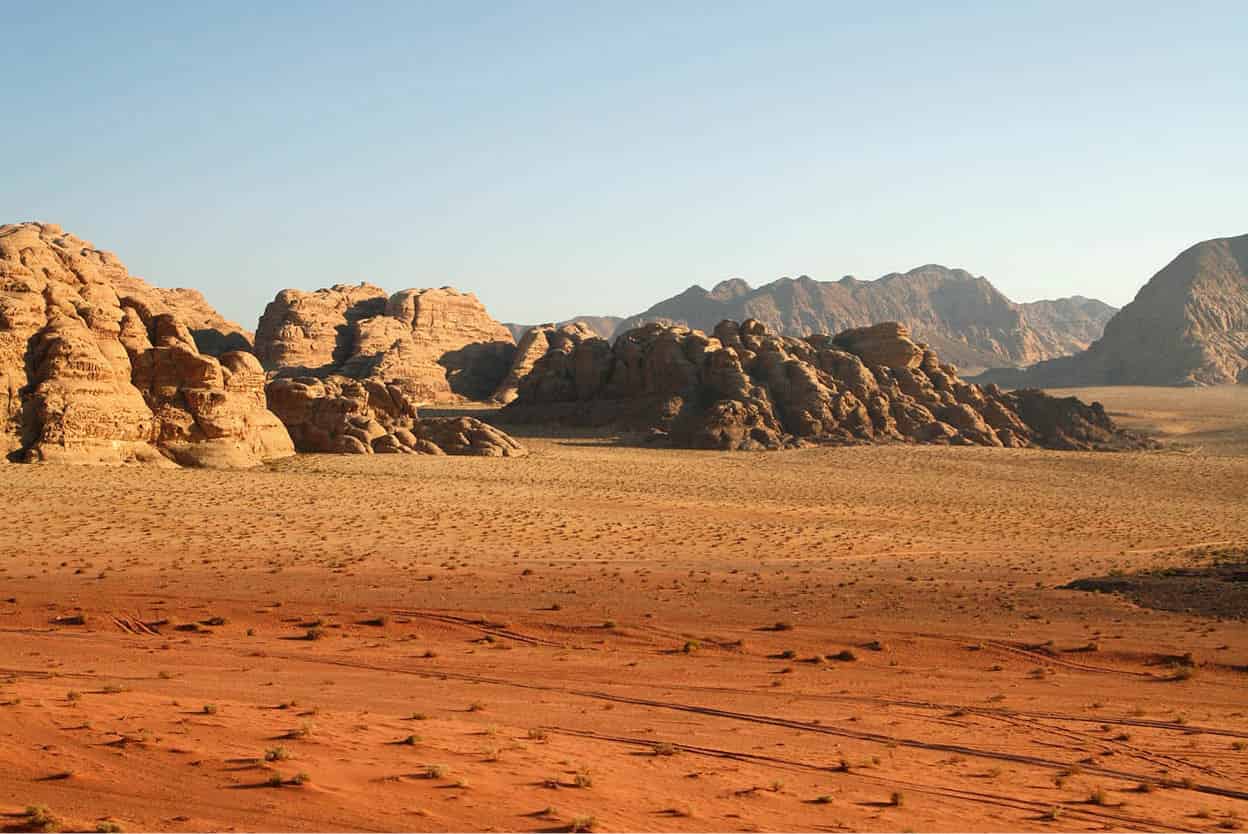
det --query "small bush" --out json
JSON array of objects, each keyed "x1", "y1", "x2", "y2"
[
  {"x1": 25, "y1": 806, "x2": 56, "y2": 832},
  {"x1": 569, "y1": 815, "x2": 596, "y2": 832},
  {"x1": 265, "y1": 746, "x2": 290, "y2": 762}
]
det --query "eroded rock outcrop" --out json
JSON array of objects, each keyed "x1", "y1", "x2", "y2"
[
  {"x1": 501, "y1": 319, "x2": 1150, "y2": 451},
  {"x1": 491, "y1": 321, "x2": 596, "y2": 404},
  {"x1": 255, "y1": 284, "x2": 515, "y2": 402},
  {"x1": 0, "y1": 223, "x2": 294, "y2": 466},
  {"x1": 266, "y1": 375, "x2": 525, "y2": 457}
]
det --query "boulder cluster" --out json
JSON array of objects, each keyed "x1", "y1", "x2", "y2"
[
  {"x1": 500, "y1": 319, "x2": 1150, "y2": 451},
  {"x1": 267, "y1": 375, "x2": 524, "y2": 457},
  {"x1": 0, "y1": 223, "x2": 293, "y2": 467}
]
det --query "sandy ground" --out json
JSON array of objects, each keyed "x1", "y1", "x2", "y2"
[{"x1": 1, "y1": 386, "x2": 1246, "y2": 833}]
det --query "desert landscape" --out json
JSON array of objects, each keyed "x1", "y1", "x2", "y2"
[
  {"x1": 6, "y1": 6, "x2": 1247, "y2": 831},
  {"x1": 1, "y1": 383, "x2": 1246, "y2": 832}
]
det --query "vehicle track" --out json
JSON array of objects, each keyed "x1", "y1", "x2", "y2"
[{"x1": 260, "y1": 651, "x2": 1248, "y2": 803}]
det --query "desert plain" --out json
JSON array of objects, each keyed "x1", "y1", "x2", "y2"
[{"x1": 1, "y1": 385, "x2": 1246, "y2": 833}]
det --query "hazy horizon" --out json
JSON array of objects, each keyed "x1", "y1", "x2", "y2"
[{"x1": 7, "y1": 1, "x2": 1245, "y2": 327}]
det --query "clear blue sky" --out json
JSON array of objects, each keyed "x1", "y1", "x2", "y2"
[{"x1": 6, "y1": 1, "x2": 1245, "y2": 327}]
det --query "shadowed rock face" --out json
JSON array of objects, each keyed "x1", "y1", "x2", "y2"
[
  {"x1": 0, "y1": 222, "x2": 294, "y2": 467},
  {"x1": 500, "y1": 319, "x2": 1151, "y2": 452},
  {"x1": 255, "y1": 284, "x2": 516, "y2": 402},
  {"x1": 491, "y1": 322, "x2": 596, "y2": 405},
  {"x1": 975, "y1": 234, "x2": 1248, "y2": 388},
  {"x1": 266, "y1": 375, "x2": 525, "y2": 457},
  {"x1": 112, "y1": 279, "x2": 254, "y2": 356},
  {"x1": 614, "y1": 269, "x2": 1117, "y2": 372}
]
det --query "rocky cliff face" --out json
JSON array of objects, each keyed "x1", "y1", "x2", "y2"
[
  {"x1": 975, "y1": 234, "x2": 1248, "y2": 388},
  {"x1": 615, "y1": 268, "x2": 1116, "y2": 372},
  {"x1": 500, "y1": 319, "x2": 1149, "y2": 452},
  {"x1": 255, "y1": 284, "x2": 516, "y2": 402},
  {"x1": 0, "y1": 222, "x2": 294, "y2": 466},
  {"x1": 114, "y1": 279, "x2": 253, "y2": 356}
]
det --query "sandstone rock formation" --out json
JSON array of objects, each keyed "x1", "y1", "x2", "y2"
[
  {"x1": 266, "y1": 375, "x2": 525, "y2": 457},
  {"x1": 114, "y1": 279, "x2": 253, "y2": 356},
  {"x1": 975, "y1": 234, "x2": 1248, "y2": 388},
  {"x1": 614, "y1": 268, "x2": 1117, "y2": 372},
  {"x1": 0, "y1": 222, "x2": 294, "y2": 466},
  {"x1": 500, "y1": 319, "x2": 1149, "y2": 452},
  {"x1": 255, "y1": 284, "x2": 516, "y2": 402},
  {"x1": 491, "y1": 321, "x2": 596, "y2": 404}
]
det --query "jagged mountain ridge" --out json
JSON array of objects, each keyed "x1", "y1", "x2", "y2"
[{"x1": 614, "y1": 267, "x2": 1116, "y2": 372}]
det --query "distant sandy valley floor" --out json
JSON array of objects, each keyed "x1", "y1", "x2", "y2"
[{"x1": 1, "y1": 386, "x2": 1247, "y2": 832}]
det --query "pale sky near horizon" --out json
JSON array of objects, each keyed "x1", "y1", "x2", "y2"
[{"x1": 5, "y1": 1, "x2": 1245, "y2": 327}]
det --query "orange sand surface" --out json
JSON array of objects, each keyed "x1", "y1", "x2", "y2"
[{"x1": 1, "y1": 386, "x2": 1246, "y2": 832}]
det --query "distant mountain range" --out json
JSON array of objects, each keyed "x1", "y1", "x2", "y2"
[
  {"x1": 515, "y1": 267, "x2": 1116, "y2": 372},
  {"x1": 974, "y1": 234, "x2": 1248, "y2": 387}
]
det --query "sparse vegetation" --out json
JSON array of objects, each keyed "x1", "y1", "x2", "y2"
[{"x1": 25, "y1": 805, "x2": 57, "y2": 832}]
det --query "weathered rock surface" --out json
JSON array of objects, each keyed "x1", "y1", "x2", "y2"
[
  {"x1": 255, "y1": 284, "x2": 516, "y2": 402},
  {"x1": 491, "y1": 322, "x2": 596, "y2": 404},
  {"x1": 975, "y1": 234, "x2": 1248, "y2": 387},
  {"x1": 115, "y1": 278, "x2": 253, "y2": 355},
  {"x1": 500, "y1": 318, "x2": 1150, "y2": 452},
  {"x1": 615, "y1": 268, "x2": 1117, "y2": 372},
  {"x1": 0, "y1": 222, "x2": 294, "y2": 466},
  {"x1": 266, "y1": 375, "x2": 525, "y2": 457}
]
